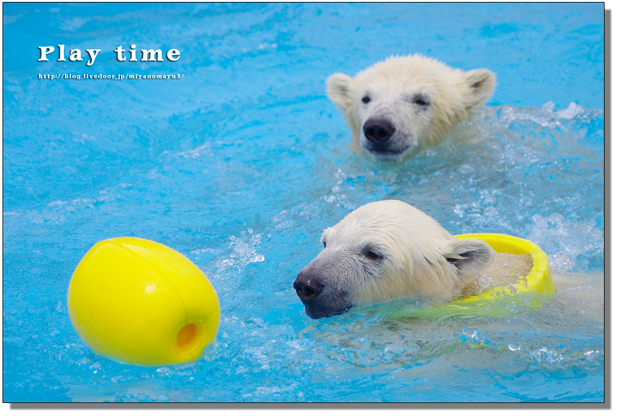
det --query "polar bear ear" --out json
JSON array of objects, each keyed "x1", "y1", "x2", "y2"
[
  {"x1": 441, "y1": 238, "x2": 496, "y2": 278},
  {"x1": 463, "y1": 69, "x2": 496, "y2": 110},
  {"x1": 327, "y1": 73, "x2": 357, "y2": 110}
]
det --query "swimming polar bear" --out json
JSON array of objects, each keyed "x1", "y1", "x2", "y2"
[
  {"x1": 326, "y1": 55, "x2": 496, "y2": 162},
  {"x1": 293, "y1": 200, "x2": 498, "y2": 319}
]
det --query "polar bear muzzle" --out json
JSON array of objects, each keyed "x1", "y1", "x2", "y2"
[
  {"x1": 363, "y1": 117, "x2": 395, "y2": 145},
  {"x1": 293, "y1": 260, "x2": 354, "y2": 319}
]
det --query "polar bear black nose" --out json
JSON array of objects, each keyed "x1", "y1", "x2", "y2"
[
  {"x1": 363, "y1": 118, "x2": 395, "y2": 144},
  {"x1": 294, "y1": 271, "x2": 324, "y2": 301}
]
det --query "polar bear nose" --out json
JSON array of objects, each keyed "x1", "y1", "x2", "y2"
[
  {"x1": 294, "y1": 272, "x2": 324, "y2": 301},
  {"x1": 363, "y1": 118, "x2": 395, "y2": 144}
]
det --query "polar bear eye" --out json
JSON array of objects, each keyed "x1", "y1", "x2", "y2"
[
  {"x1": 323, "y1": 241, "x2": 326, "y2": 248},
  {"x1": 412, "y1": 94, "x2": 430, "y2": 107},
  {"x1": 365, "y1": 250, "x2": 381, "y2": 260},
  {"x1": 361, "y1": 96, "x2": 371, "y2": 104}
]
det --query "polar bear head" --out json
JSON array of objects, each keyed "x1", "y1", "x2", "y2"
[
  {"x1": 326, "y1": 55, "x2": 496, "y2": 162},
  {"x1": 293, "y1": 200, "x2": 496, "y2": 319}
]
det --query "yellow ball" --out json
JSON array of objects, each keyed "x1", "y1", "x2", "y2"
[{"x1": 67, "y1": 237, "x2": 220, "y2": 366}]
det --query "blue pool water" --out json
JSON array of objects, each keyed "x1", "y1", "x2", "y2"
[{"x1": 3, "y1": 3, "x2": 604, "y2": 402}]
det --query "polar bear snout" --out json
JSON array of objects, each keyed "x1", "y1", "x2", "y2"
[
  {"x1": 293, "y1": 269, "x2": 324, "y2": 301},
  {"x1": 294, "y1": 263, "x2": 353, "y2": 319},
  {"x1": 363, "y1": 118, "x2": 395, "y2": 144}
]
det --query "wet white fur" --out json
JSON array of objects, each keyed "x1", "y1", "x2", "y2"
[
  {"x1": 327, "y1": 55, "x2": 496, "y2": 161},
  {"x1": 314, "y1": 200, "x2": 496, "y2": 308}
]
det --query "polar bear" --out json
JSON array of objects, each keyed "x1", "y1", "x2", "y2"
[
  {"x1": 293, "y1": 200, "x2": 498, "y2": 319},
  {"x1": 326, "y1": 55, "x2": 496, "y2": 162}
]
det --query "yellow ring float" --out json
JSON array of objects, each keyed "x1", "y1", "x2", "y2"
[{"x1": 390, "y1": 233, "x2": 555, "y2": 319}]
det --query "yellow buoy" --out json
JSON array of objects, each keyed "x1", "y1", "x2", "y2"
[
  {"x1": 454, "y1": 233, "x2": 554, "y2": 300},
  {"x1": 389, "y1": 233, "x2": 554, "y2": 319},
  {"x1": 67, "y1": 237, "x2": 220, "y2": 366}
]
